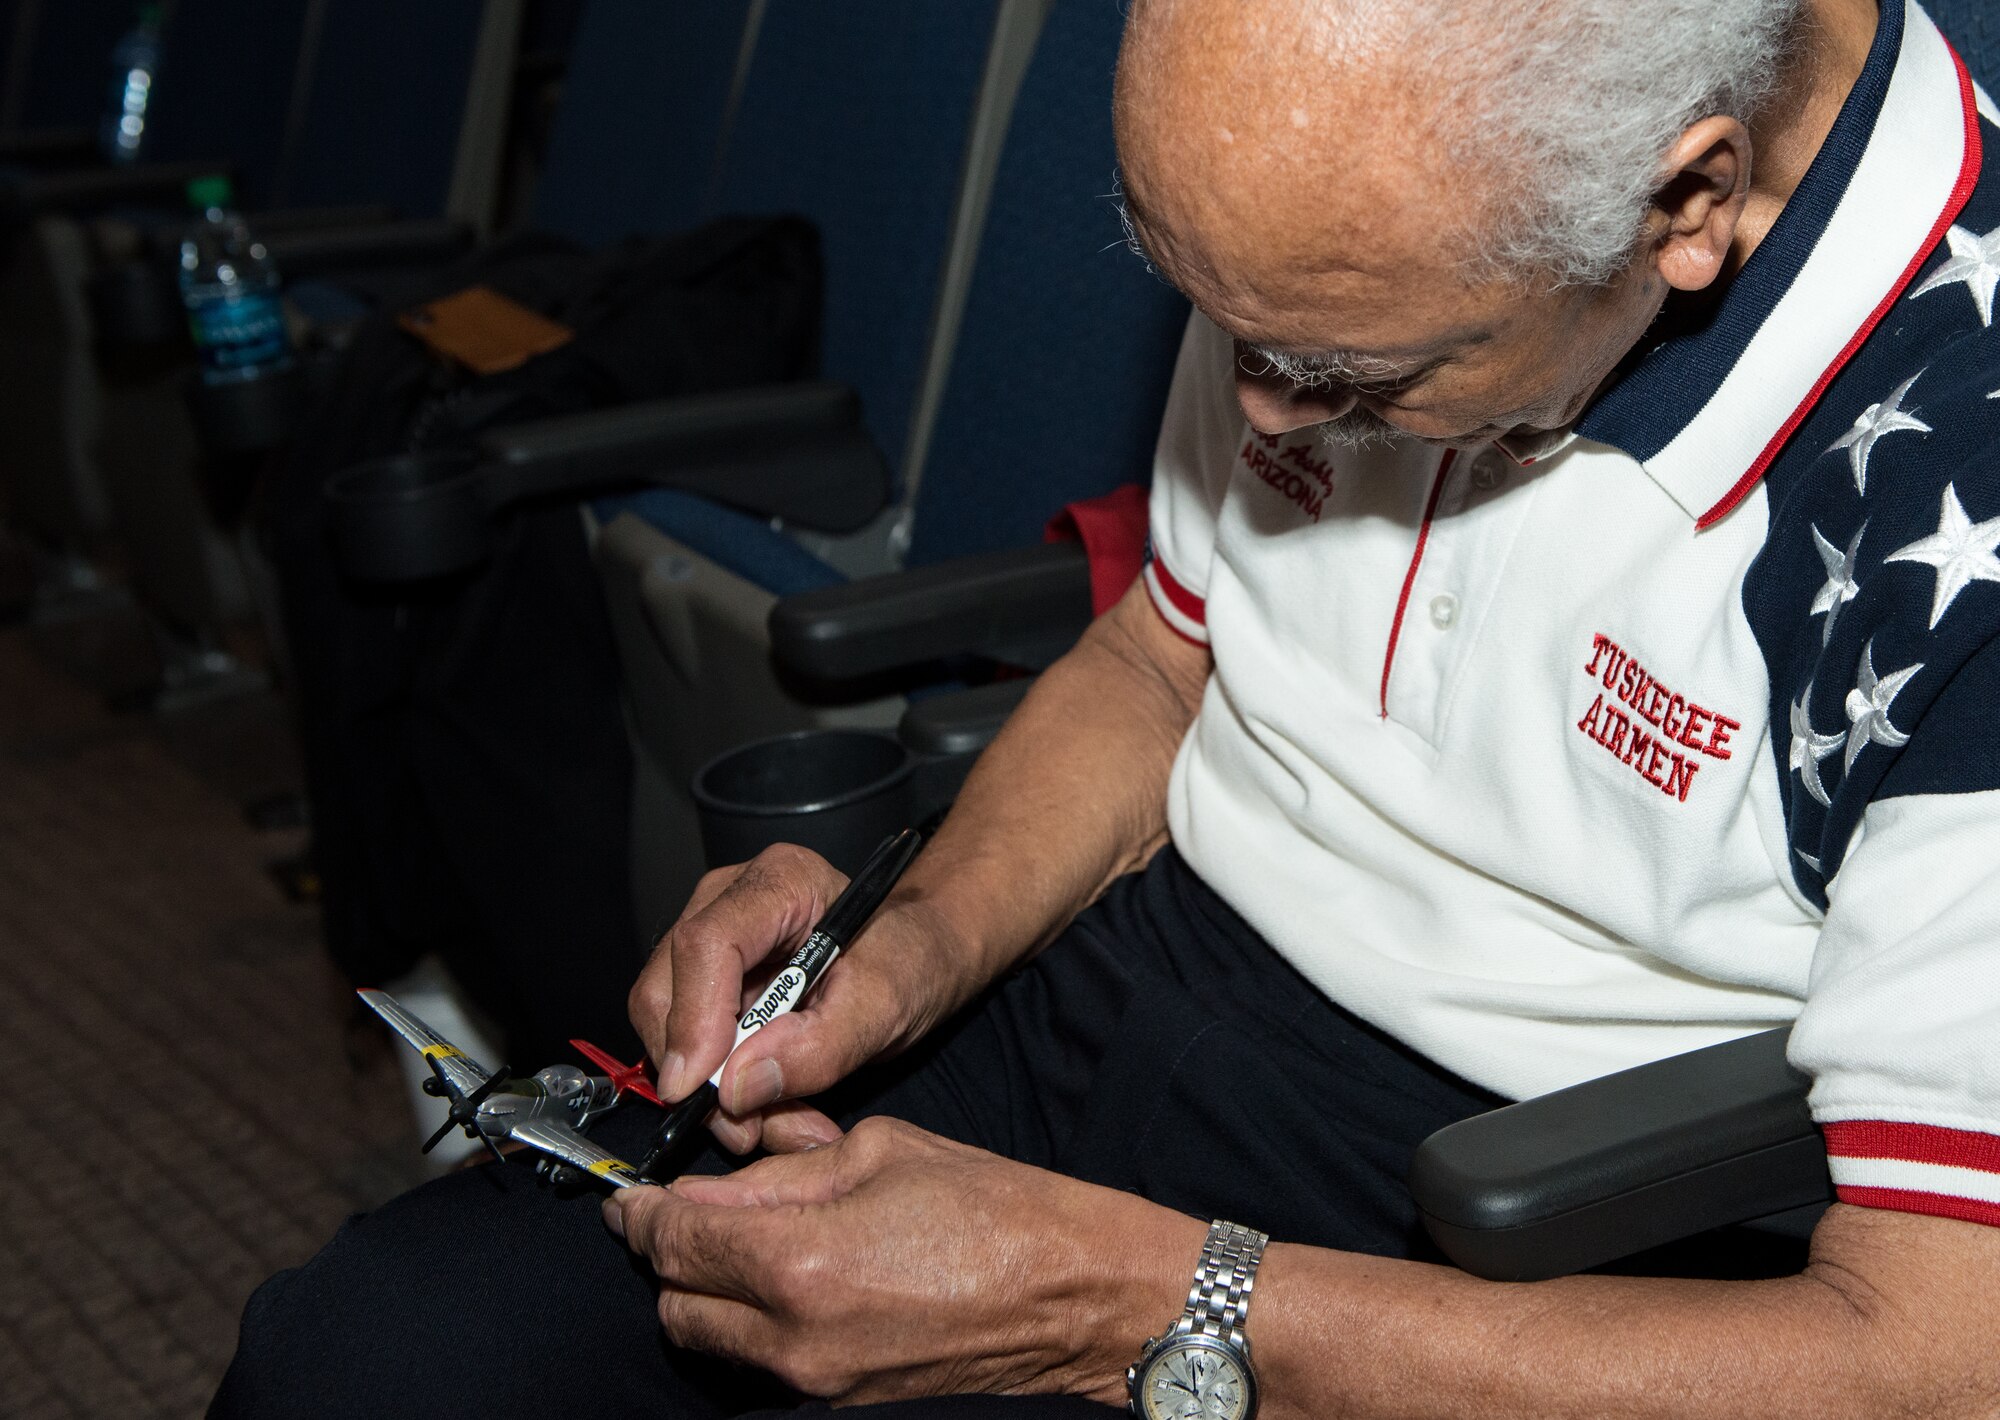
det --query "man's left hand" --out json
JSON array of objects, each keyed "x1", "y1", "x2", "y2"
[{"x1": 602, "y1": 1116, "x2": 1204, "y2": 1404}]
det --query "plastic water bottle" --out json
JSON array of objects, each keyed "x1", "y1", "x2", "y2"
[
  {"x1": 100, "y1": 4, "x2": 164, "y2": 164},
  {"x1": 179, "y1": 176, "x2": 296, "y2": 386}
]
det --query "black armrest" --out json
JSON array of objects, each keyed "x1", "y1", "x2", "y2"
[
  {"x1": 0, "y1": 128, "x2": 99, "y2": 168},
  {"x1": 262, "y1": 218, "x2": 474, "y2": 278},
  {"x1": 771, "y1": 542, "x2": 1093, "y2": 683},
  {"x1": 329, "y1": 382, "x2": 890, "y2": 581},
  {"x1": 898, "y1": 678, "x2": 1037, "y2": 820},
  {"x1": 1409, "y1": 1027, "x2": 1834, "y2": 1282},
  {"x1": 899, "y1": 678, "x2": 1035, "y2": 758},
  {"x1": 7, "y1": 157, "x2": 229, "y2": 216}
]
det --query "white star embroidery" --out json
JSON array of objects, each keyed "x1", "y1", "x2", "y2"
[
  {"x1": 1789, "y1": 684, "x2": 1846, "y2": 807},
  {"x1": 1883, "y1": 482, "x2": 2000, "y2": 630},
  {"x1": 1908, "y1": 223, "x2": 2000, "y2": 326},
  {"x1": 1828, "y1": 372, "x2": 1930, "y2": 497},
  {"x1": 1808, "y1": 522, "x2": 1865, "y2": 644},
  {"x1": 1843, "y1": 638, "x2": 1923, "y2": 773}
]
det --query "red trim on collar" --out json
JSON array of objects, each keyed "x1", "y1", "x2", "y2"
[{"x1": 1693, "y1": 43, "x2": 1985, "y2": 532}]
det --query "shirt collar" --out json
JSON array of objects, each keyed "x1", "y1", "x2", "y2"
[{"x1": 1573, "y1": 0, "x2": 1981, "y2": 528}]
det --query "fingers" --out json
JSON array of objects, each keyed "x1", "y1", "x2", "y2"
[
  {"x1": 654, "y1": 1288, "x2": 782, "y2": 1373},
  {"x1": 712, "y1": 947, "x2": 908, "y2": 1116},
  {"x1": 670, "y1": 1141, "x2": 851, "y2": 1209},
  {"x1": 759, "y1": 1101, "x2": 844, "y2": 1154},
  {"x1": 653, "y1": 846, "x2": 849, "y2": 1099},
  {"x1": 708, "y1": 1096, "x2": 844, "y2": 1156},
  {"x1": 627, "y1": 863, "x2": 747, "y2": 1072},
  {"x1": 606, "y1": 1184, "x2": 769, "y2": 1305}
]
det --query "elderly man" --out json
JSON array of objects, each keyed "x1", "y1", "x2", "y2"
[{"x1": 214, "y1": 0, "x2": 2000, "y2": 1416}]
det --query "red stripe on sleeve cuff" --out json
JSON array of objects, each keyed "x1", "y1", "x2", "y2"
[
  {"x1": 1821, "y1": 1121, "x2": 2000, "y2": 1173},
  {"x1": 1144, "y1": 557, "x2": 1209, "y2": 647},
  {"x1": 1831, "y1": 1186, "x2": 2000, "y2": 1230},
  {"x1": 1148, "y1": 556, "x2": 1205, "y2": 625}
]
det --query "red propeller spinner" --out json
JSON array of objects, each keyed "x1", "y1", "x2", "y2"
[{"x1": 570, "y1": 1039, "x2": 662, "y2": 1106}]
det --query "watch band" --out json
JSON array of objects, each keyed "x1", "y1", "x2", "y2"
[{"x1": 1182, "y1": 1218, "x2": 1268, "y2": 1347}]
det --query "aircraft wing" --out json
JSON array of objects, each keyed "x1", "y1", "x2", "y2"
[
  {"x1": 357, "y1": 988, "x2": 492, "y2": 1100},
  {"x1": 510, "y1": 1118, "x2": 646, "y2": 1189}
]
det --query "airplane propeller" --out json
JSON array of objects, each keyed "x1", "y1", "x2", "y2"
[{"x1": 419, "y1": 1055, "x2": 510, "y2": 1167}]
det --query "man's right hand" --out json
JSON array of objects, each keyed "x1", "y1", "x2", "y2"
[
  {"x1": 628, "y1": 842, "x2": 972, "y2": 1155},
  {"x1": 629, "y1": 578, "x2": 1214, "y2": 1157}
]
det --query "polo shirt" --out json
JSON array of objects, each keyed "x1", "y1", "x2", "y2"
[{"x1": 1145, "y1": 0, "x2": 2000, "y2": 1229}]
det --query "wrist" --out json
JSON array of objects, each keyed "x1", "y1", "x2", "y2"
[{"x1": 1062, "y1": 1189, "x2": 1210, "y2": 1405}]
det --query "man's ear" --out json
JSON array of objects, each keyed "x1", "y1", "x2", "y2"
[{"x1": 1649, "y1": 115, "x2": 1753, "y2": 293}]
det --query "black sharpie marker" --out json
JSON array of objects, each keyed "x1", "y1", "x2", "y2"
[{"x1": 638, "y1": 828, "x2": 925, "y2": 1180}]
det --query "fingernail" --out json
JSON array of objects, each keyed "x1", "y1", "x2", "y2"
[
  {"x1": 804, "y1": 1114, "x2": 844, "y2": 1145},
  {"x1": 659, "y1": 1051, "x2": 685, "y2": 1098},
  {"x1": 730, "y1": 1057, "x2": 783, "y2": 1114},
  {"x1": 601, "y1": 1193, "x2": 626, "y2": 1242}
]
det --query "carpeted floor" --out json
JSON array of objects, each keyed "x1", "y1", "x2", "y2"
[{"x1": 0, "y1": 624, "x2": 415, "y2": 1419}]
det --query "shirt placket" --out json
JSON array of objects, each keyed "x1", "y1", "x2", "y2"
[{"x1": 1381, "y1": 445, "x2": 1530, "y2": 746}]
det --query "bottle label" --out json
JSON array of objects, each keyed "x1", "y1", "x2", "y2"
[{"x1": 187, "y1": 290, "x2": 290, "y2": 377}]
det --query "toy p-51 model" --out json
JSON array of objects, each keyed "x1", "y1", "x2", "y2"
[{"x1": 358, "y1": 988, "x2": 657, "y2": 1189}]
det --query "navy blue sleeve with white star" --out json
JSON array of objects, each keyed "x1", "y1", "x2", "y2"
[{"x1": 1747, "y1": 161, "x2": 2000, "y2": 907}]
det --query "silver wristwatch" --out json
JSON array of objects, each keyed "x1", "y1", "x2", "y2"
[{"x1": 1127, "y1": 1219, "x2": 1269, "y2": 1420}]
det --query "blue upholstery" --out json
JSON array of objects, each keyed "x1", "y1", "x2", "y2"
[
  {"x1": 715, "y1": 1, "x2": 1001, "y2": 480},
  {"x1": 598, "y1": 488, "x2": 844, "y2": 597},
  {"x1": 532, "y1": 0, "x2": 752, "y2": 245},
  {"x1": 908, "y1": 0, "x2": 1188, "y2": 566},
  {"x1": 277, "y1": 0, "x2": 485, "y2": 215},
  {"x1": 142, "y1": 0, "x2": 312, "y2": 205},
  {"x1": 1928, "y1": 0, "x2": 1998, "y2": 91},
  {"x1": 643, "y1": 0, "x2": 1186, "y2": 594}
]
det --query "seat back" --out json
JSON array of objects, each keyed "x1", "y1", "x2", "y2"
[
  {"x1": 906, "y1": 0, "x2": 1188, "y2": 566},
  {"x1": 711, "y1": 0, "x2": 1003, "y2": 484},
  {"x1": 529, "y1": 0, "x2": 752, "y2": 244},
  {"x1": 7, "y1": 0, "x2": 129, "y2": 133},
  {"x1": 140, "y1": 0, "x2": 313, "y2": 205},
  {"x1": 274, "y1": 0, "x2": 500, "y2": 218}
]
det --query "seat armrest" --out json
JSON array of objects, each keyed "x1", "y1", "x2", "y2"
[
  {"x1": 262, "y1": 217, "x2": 474, "y2": 278},
  {"x1": 0, "y1": 128, "x2": 99, "y2": 167},
  {"x1": 899, "y1": 678, "x2": 1037, "y2": 820},
  {"x1": 899, "y1": 679, "x2": 1035, "y2": 759},
  {"x1": 771, "y1": 542, "x2": 1093, "y2": 682},
  {"x1": 479, "y1": 382, "x2": 889, "y2": 533},
  {"x1": 8, "y1": 158, "x2": 229, "y2": 215},
  {"x1": 1409, "y1": 1027, "x2": 1834, "y2": 1282},
  {"x1": 329, "y1": 383, "x2": 890, "y2": 581}
]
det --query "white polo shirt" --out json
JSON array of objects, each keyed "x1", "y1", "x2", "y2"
[{"x1": 1146, "y1": 0, "x2": 2000, "y2": 1228}]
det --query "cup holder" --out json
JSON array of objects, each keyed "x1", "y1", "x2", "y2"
[
  {"x1": 327, "y1": 449, "x2": 493, "y2": 582},
  {"x1": 692, "y1": 728, "x2": 915, "y2": 874}
]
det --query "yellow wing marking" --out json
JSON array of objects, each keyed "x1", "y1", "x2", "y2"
[
  {"x1": 420, "y1": 1044, "x2": 463, "y2": 1061},
  {"x1": 587, "y1": 1159, "x2": 632, "y2": 1179}
]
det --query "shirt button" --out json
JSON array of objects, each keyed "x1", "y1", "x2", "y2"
[
  {"x1": 1429, "y1": 593, "x2": 1459, "y2": 629},
  {"x1": 1470, "y1": 454, "x2": 1506, "y2": 491}
]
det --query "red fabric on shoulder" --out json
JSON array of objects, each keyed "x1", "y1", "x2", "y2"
[{"x1": 1044, "y1": 483, "x2": 1152, "y2": 617}]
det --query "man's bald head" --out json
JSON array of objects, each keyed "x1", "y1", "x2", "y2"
[
  {"x1": 1117, "y1": 0, "x2": 1807, "y2": 293},
  {"x1": 1112, "y1": 0, "x2": 1820, "y2": 451}
]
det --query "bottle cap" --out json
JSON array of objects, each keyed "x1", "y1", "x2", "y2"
[{"x1": 186, "y1": 175, "x2": 233, "y2": 211}]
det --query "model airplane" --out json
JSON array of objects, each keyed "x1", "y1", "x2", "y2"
[{"x1": 358, "y1": 987, "x2": 659, "y2": 1189}]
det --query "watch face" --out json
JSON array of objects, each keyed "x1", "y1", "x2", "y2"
[{"x1": 1139, "y1": 1337, "x2": 1253, "y2": 1420}]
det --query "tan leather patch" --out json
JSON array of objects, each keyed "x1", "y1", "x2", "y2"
[{"x1": 398, "y1": 285, "x2": 573, "y2": 375}]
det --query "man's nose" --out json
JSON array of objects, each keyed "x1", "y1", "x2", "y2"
[{"x1": 1233, "y1": 367, "x2": 1358, "y2": 437}]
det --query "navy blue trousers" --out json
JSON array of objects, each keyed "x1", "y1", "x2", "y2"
[{"x1": 209, "y1": 849, "x2": 1500, "y2": 1418}]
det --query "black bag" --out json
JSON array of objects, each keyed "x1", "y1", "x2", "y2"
[{"x1": 264, "y1": 218, "x2": 821, "y2": 1066}]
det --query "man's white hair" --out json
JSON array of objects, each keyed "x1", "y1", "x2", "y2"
[{"x1": 1430, "y1": 0, "x2": 1811, "y2": 285}]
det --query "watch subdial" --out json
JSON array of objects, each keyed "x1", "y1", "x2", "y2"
[{"x1": 1146, "y1": 1347, "x2": 1248, "y2": 1420}]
